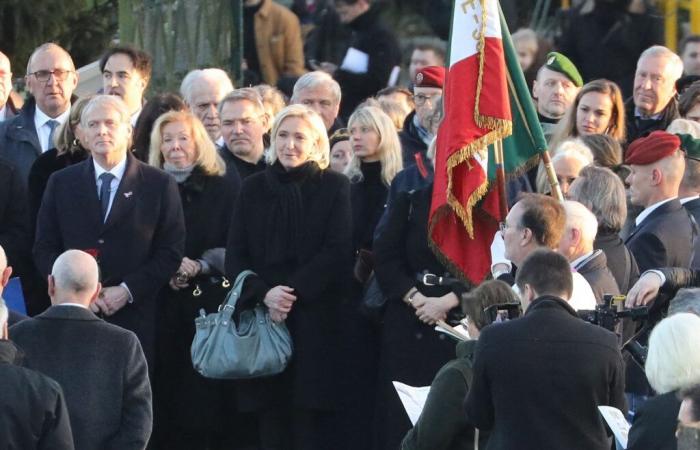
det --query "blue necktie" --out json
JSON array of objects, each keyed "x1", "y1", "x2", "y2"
[
  {"x1": 99, "y1": 173, "x2": 115, "y2": 222},
  {"x1": 46, "y1": 120, "x2": 60, "y2": 150}
]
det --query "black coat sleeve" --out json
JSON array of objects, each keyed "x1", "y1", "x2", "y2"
[
  {"x1": 38, "y1": 384, "x2": 75, "y2": 450},
  {"x1": 626, "y1": 232, "x2": 667, "y2": 273},
  {"x1": 33, "y1": 174, "x2": 64, "y2": 278},
  {"x1": 288, "y1": 176, "x2": 352, "y2": 302},
  {"x1": 122, "y1": 176, "x2": 185, "y2": 303},
  {"x1": 0, "y1": 162, "x2": 30, "y2": 272},
  {"x1": 660, "y1": 267, "x2": 700, "y2": 293},
  {"x1": 373, "y1": 191, "x2": 417, "y2": 301}
]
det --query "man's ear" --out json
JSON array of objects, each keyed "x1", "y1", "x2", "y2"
[
  {"x1": 47, "y1": 274, "x2": 56, "y2": 298},
  {"x1": 0, "y1": 266, "x2": 12, "y2": 288},
  {"x1": 532, "y1": 79, "x2": 539, "y2": 99},
  {"x1": 88, "y1": 282, "x2": 102, "y2": 305},
  {"x1": 651, "y1": 167, "x2": 663, "y2": 185},
  {"x1": 570, "y1": 227, "x2": 582, "y2": 248}
]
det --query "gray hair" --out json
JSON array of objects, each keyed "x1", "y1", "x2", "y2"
[
  {"x1": 638, "y1": 45, "x2": 684, "y2": 82},
  {"x1": 670, "y1": 288, "x2": 700, "y2": 317},
  {"x1": 51, "y1": 250, "x2": 99, "y2": 294},
  {"x1": 552, "y1": 138, "x2": 594, "y2": 166},
  {"x1": 180, "y1": 68, "x2": 234, "y2": 105},
  {"x1": 80, "y1": 95, "x2": 131, "y2": 128},
  {"x1": 568, "y1": 165, "x2": 627, "y2": 232},
  {"x1": 0, "y1": 299, "x2": 7, "y2": 331},
  {"x1": 667, "y1": 118, "x2": 700, "y2": 138},
  {"x1": 563, "y1": 200, "x2": 599, "y2": 244},
  {"x1": 645, "y1": 313, "x2": 700, "y2": 394},
  {"x1": 218, "y1": 87, "x2": 266, "y2": 117},
  {"x1": 291, "y1": 71, "x2": 341, "y2": 106}
]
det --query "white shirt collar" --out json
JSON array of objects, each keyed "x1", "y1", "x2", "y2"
[
  {"x1": 55, "y1": 302, "x2": 88, "y2": 309},
  {"x1": 634, "y1": 106, "x2": 662, "y2": 121},
  {"x1": 34, "y1": 105, "x2": 70, "y2": 131},
  {"x1": 0, "y1": 104, "x2": 6, "y2": 121},
  {"x1": 635, "y1": 197, "x2": 676, "y2": 227},
  {"x1": 93, "y1": 155, "x2": 128, "y2": 182},
  {"x1": 680, "y1": 195, "x2": 700, "y2": 205},
  {"x1": 570, "y1": 250, "x2": 595, "y2": 270},
  {"x1": 216, "y1": 135, "x2": 225, "y2": 148},
  {"x1": 130, "y1": 108, "x2": 142, "y2": 127}
]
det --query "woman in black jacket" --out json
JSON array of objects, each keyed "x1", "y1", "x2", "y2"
[
  {"x1": 147, "y1": 110, "x2": 244, "y2": 450},
  {"x1": 225, "y1": 104, "x2": 352, "y2": 450}
]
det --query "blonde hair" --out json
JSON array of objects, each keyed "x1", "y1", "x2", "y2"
[
  {"x1": 345, "y1": 106, "x2": 403, "y2": 186},
  {"x1": 56, "y1": 94, "x2": 93, "y2": 155},
  {"x1": 646, "y1": 313, "x2": 700, "y2": 394},
  {"x1": 266, "y1": 104, "x2": 330, "y2": 169},
  {"x1": 148, "y1": 110, "x2": 226, "y2": 176},
  {"x1": 378, "y1": 98, "x2": 411, "y2": 130}
]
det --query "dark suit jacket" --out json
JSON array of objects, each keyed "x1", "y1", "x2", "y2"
[
  {"x1": 0, "y1": 98, "x2": 43, "y2": 187},
  {"x1": 33, "y1": 153, "x2": 185, "y2": 362},
  {"x1": 624, "y1": 199, "x2": 697, "y2": 273},
  {"x1": 464, "y1": 296, "x2": 626, "y2": 450},
  {"x1": 0, "y1": 157, "x2": 30, "y2": 275},
  {"x1": 595, "y1": 231, "x2": 639, "y2": 294},
  {"x1": 627, "y1": 390, "x2": 681, "y2": 450},
  {"x1": 0, "y1": 339, "x2": 74, "y2": 450},
  {"x1": 10, "y1": 305, "x2": 152, "y2": 450},
  {"x1": 575, "y1": 250, "x2": 620, "y2": 302},
  {"x1": 684, "y1": 197, "x2": 700, "y2": 227}
]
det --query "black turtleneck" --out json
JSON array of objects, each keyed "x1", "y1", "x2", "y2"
[
  {"x1": 538, "y1": 112, "x2": 559, "y2": 124},
  {"x1": 350, "y1": 160, "x2": 388, "y2": 251},
  {"x1": 243, "y1": 0, "x2": 264, "y2": 80}
]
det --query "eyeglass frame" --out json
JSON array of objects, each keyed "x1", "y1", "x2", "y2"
[
  {"x1": 29, "y1": 69, "x2": 74, "y2": 83},
  {"x1": 413, "y1": 93, "x2": 441, "y2": 106}
]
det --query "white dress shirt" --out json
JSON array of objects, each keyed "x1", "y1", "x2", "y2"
[
  {"x1": 55, "y1": 302, "x2": 88, "y2": 309},
  {"x1": 0, "y1": 104, "x2": 7, "y2": 122},
  {"x1": 34, "y1": 106, "x2": 70, "y2": 152},
  {"x1": 130, "y1": 108, "x2": 142, "y2": 128},
  {"x1": 635, "y1": 197, "x2": 676, "y2": 227},
  {"x1": 93, "y1": 156, "x2": 128, "y2": 220},
  {"x1": 681, "y1": 195, "x2": 699, "y2": 205}
]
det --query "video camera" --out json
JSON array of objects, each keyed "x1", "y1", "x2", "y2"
[{"x1": 578, "y1": 294, "x2": 648, "y2": 332}]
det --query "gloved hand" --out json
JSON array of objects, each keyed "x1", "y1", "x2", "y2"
[{"x1": 490, "y1": 230, "x2": 512, "y2": 275}]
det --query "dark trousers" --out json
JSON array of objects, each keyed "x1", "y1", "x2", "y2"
[{"x1": 258, "y1": 408, "x2": 337, "y2": 450}]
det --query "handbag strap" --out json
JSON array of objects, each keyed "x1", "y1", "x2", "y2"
[{"x1": 219, "y1": 270, "x2": 257, "y2": 318}]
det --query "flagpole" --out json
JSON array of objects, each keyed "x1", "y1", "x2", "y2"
[
  {"x1": 494, "y1": 139, "x2": 509, "y2": 219},
  {"x1": 540, "y1": 151, "x2": 564, "y2": 201}
]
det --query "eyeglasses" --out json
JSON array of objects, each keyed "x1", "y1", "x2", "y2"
[
  {"x1": 413, "y1": 93, "x2": 440, "y2": 106},
  {"x1": 30, "y1": 69, "x2": 73, "y2": 82}
]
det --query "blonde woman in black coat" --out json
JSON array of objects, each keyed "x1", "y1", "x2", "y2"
[{"x1": 225, "y1": 104, "x2": 352, "y2": 450}]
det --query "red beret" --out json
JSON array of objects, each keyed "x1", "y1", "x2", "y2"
[
  {"x1": 415, "y1": 66, "x2": 445, "y2": 89},
  {"x1": 625, "y1": 131, "x2": 681, "y2": 166}
]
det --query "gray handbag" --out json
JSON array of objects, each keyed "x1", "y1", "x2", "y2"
[{"x1": 191, "y1": 270, "x2": 293, "y2": 379}]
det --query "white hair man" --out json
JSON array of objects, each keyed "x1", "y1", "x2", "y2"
[
  {"x1": 0, "y1": 51, "x2": 17, "y2": 122},
  {"x1": 0, "y1": 43, "x2": 79, "y2": 184},
  {"x1": 11, "y1": 249, "x2": 152, "y2": 450},
  {"x1": 180, "y1": 68, "x2": 235, "y2": 144},
  {"x1": 33, "y1": 95, "x2": 185, "y2": 366},
  {"x1": 291, "y1": 71, "x2": 342, "y2": 133},
  {"x1": 558, "y1": 200, "x2": 620, "y2": 303},
  {"x1": 626, "y1": 45, "x2": 684, "y2": 142}
]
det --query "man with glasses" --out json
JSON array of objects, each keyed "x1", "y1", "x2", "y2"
[
  {"x1": 0, "y1": 43, "x2": 78, "y2": 185},
  {"x1": 399, "y1": 66, "x2": 444, "y2": 167}
]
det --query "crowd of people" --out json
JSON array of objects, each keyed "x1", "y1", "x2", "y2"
[{"x1": 3, "y1": 0, "x2": 700, "y2": 449}]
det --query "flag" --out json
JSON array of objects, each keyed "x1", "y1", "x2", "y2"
[{"x1": 429, "y1": 0, "x2": 512, "y2": 285}]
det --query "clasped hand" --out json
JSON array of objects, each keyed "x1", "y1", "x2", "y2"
[
  {"x1": 169, "y1": 257, "x2": 202, "y2": 290},
  {"x1": 264, "y1": 285, "x2": 297, "y2": 323},
  {"x1": 90, "y1": 286, "x2": 130, "y2": 316},
  {"x1": 410, "y1": 292, "x2": 459, "y2": 325}
]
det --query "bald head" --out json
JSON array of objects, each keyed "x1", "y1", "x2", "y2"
[
  {"x1": 49, "y1": 250, "x2": 100, "y2": 305},
  {"x1": 626, "y1": 151, "x2": 686, "y2": 207}
]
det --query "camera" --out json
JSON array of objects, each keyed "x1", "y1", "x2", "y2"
[{"x1": 578, "y1": 294, "x2": 649, "y2": 332}]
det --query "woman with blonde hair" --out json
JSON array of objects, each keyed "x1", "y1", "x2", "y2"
[
  {"x1": 549, "y1": 79, "x2": 626, "y2": 151},
  {"x1": 225, "y1": 104, "x2": 351, "y2": 449},
  {"x1": 147, "y1": 110, "x2": 240, "y2": 450}
]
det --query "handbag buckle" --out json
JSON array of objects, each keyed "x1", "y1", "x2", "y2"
[
  {"x1": 193, "y1": 284, "x2": 202, "y2": 297},
  {"x1": 217, "y1": 304, "x2": 234, "y2": 312},
  {"x1": 222, "y1": 278, "x2": 230, "y2": 288},
  {"x1": 422, "y1": 273, "x2": 439, "y2": 286}
]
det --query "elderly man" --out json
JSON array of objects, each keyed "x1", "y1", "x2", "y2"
[
  {"x1": 491, "y1": 193, "x2": 596, "y2": 310},
  {"x1": 33, "y1": 95, "x2": 185, "y2": 365},
  {"x1": 0, "y1": 293, "x2": 74, "y2": 449},
  {"x1": 407, "y1": 37, "x2": 446, "y2": 84},
  {"x1": 100, "y1": 45, "x2": 152, "y2": 127},
  {"x1": 290, "y1": 71, "x2": 343, "y2": 133},
  {"x1": 218, "y1": 88, "x2": 268, "y2": 186},
  {"x1": 0, "y1": 43, "x2": 78, "y2": 184},
  {"x1": 465, "y1": 249, "x2": 626, "y2": 450},
  {"x1": 532, "y1": 52, "x2": 582, "y2": 140},
  {"x1": 558, "y1": 200, "x2": 619, "y2": 303},
  {"x1": 681, "y1": 35, "x2": 700, "y2": 77},
  {"x1": 626, "y1": 46, "x2": 684, "y2": 142},
  {"x1": 400, "y1": 65, "x2": 444, "y2": 167},
  {"x1": 0, "y1": 51, "x2": 18, "y2": 122},
  {"x1": 180, "y1": 68, "x2": 234, "y2": 144},
  {"x1": 624, "y1": 131, "x2": 697, "y2": 273},
  {"x1": 12, "y1": 249, "x2": 152, "y2": 450}
]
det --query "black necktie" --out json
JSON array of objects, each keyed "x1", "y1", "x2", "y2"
[{"x1": 99, "y1": 172, "x2": 115, "y2": 222}]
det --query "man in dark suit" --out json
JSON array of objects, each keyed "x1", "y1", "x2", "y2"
[
  {"x1": 624, "y1": 131, "x2": 698, "y2": 273},
  {"x1": 33, "y1": 95, "x2": 185, "y2": 365},
  {"x1": 0, "y1": 158, "x2": 30, "y2": 294},
  {"x1": 1, "y1": 296, "x2": 74, "y2": 449},
  {"x1": 11, "y1": 249, "x2": 152, "y2": 450},
  {"x1": 559, "y1": 200, "x2": 620, "y2": 302},
  {"x1": 0, "y1": 43, "x2": 78, "y2": 185},
  {"x1": 678, "y1": 134, "x2": 700, "y2": 224},
  {"x1": 465, "y1": 249, "x2": 626, "y2": 450}
]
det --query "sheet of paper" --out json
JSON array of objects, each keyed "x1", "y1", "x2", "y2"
[
  {"x1": 340, "y1": 47, "x2": 369, "y2": 74},
  {"x1": 435, "y1": 322, "x2": 470, "y2": 341},
  {"x1": 598, "y1": 405, "x2": 630, "y2": 449},
  {"x1": 393, "y1": 381, "x2": 430, "y2": 426}
]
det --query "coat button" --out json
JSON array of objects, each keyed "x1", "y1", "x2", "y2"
[{"x1": 98, "y1": 239, "x2": 104, "y2": 244}]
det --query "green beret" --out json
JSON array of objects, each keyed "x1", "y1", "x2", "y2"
[
  {"x1": 544, "y1": 52, "x2": 583, "y2": 87},
  {"x1": 678, "y1": 133, "x2": 700, "y2": 160}
]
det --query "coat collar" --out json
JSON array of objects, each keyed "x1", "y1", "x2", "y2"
[
  {"x1": 574, "y1": 249, "x2": 607, "y2": 274},
  {"x1": 0, "y1": 340, "x2": 21, "y2": 365},
  {"x1": 256, "y1": 0, "x2": 272, "y2": 18},
  {"x1": 526, "y1": 295, "x2": 580, "y2": 319},
  {"x1": 36, "y1": 304, "x2": 101, "y2": 322},
  {"x1": 625, "y1": 198, "x2": 682, "y2": 243},
  {"x1": 5, "y1": 97, "x2": 40, "y2": 152}
]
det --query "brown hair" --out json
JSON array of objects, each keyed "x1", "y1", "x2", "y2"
[
  {"x1": 462, "y1": 280, "x2": 520, "y2": 329},
  {"x1": 680, "y1": 82, "x2": 700, "y2": 117},
  {"x1": 516, "y1": 193, "x2": 566, "y2": 249},
  {"x1": 515, "y1": 249, "x2": 573, "y2": 299}
]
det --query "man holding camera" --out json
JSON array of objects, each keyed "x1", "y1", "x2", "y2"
[{"x1": 465, "y1": 249, "x2": 626, "y2": 450}]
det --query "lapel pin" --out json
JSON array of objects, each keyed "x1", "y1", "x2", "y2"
[{"x1": 124, "y1": 192, "x2": 133, "y2": 198}]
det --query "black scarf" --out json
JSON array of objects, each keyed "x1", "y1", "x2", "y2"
[{"x1": 263, "y1": 160, "x2": 320, "y2": 264}]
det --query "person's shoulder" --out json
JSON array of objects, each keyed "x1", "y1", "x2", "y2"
[
  {"x1": 6, "y1": 362, "x2": 64, "y2": 397},
  {"x1": 91, "y1": 319, "x2": 143, "y2": 346},
  {"x1": 267, "y1": 0, "x2": 300, "y2": 22},
  {"x1": 320, "y1": 168, "x2": 349, "y2": 187}
]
